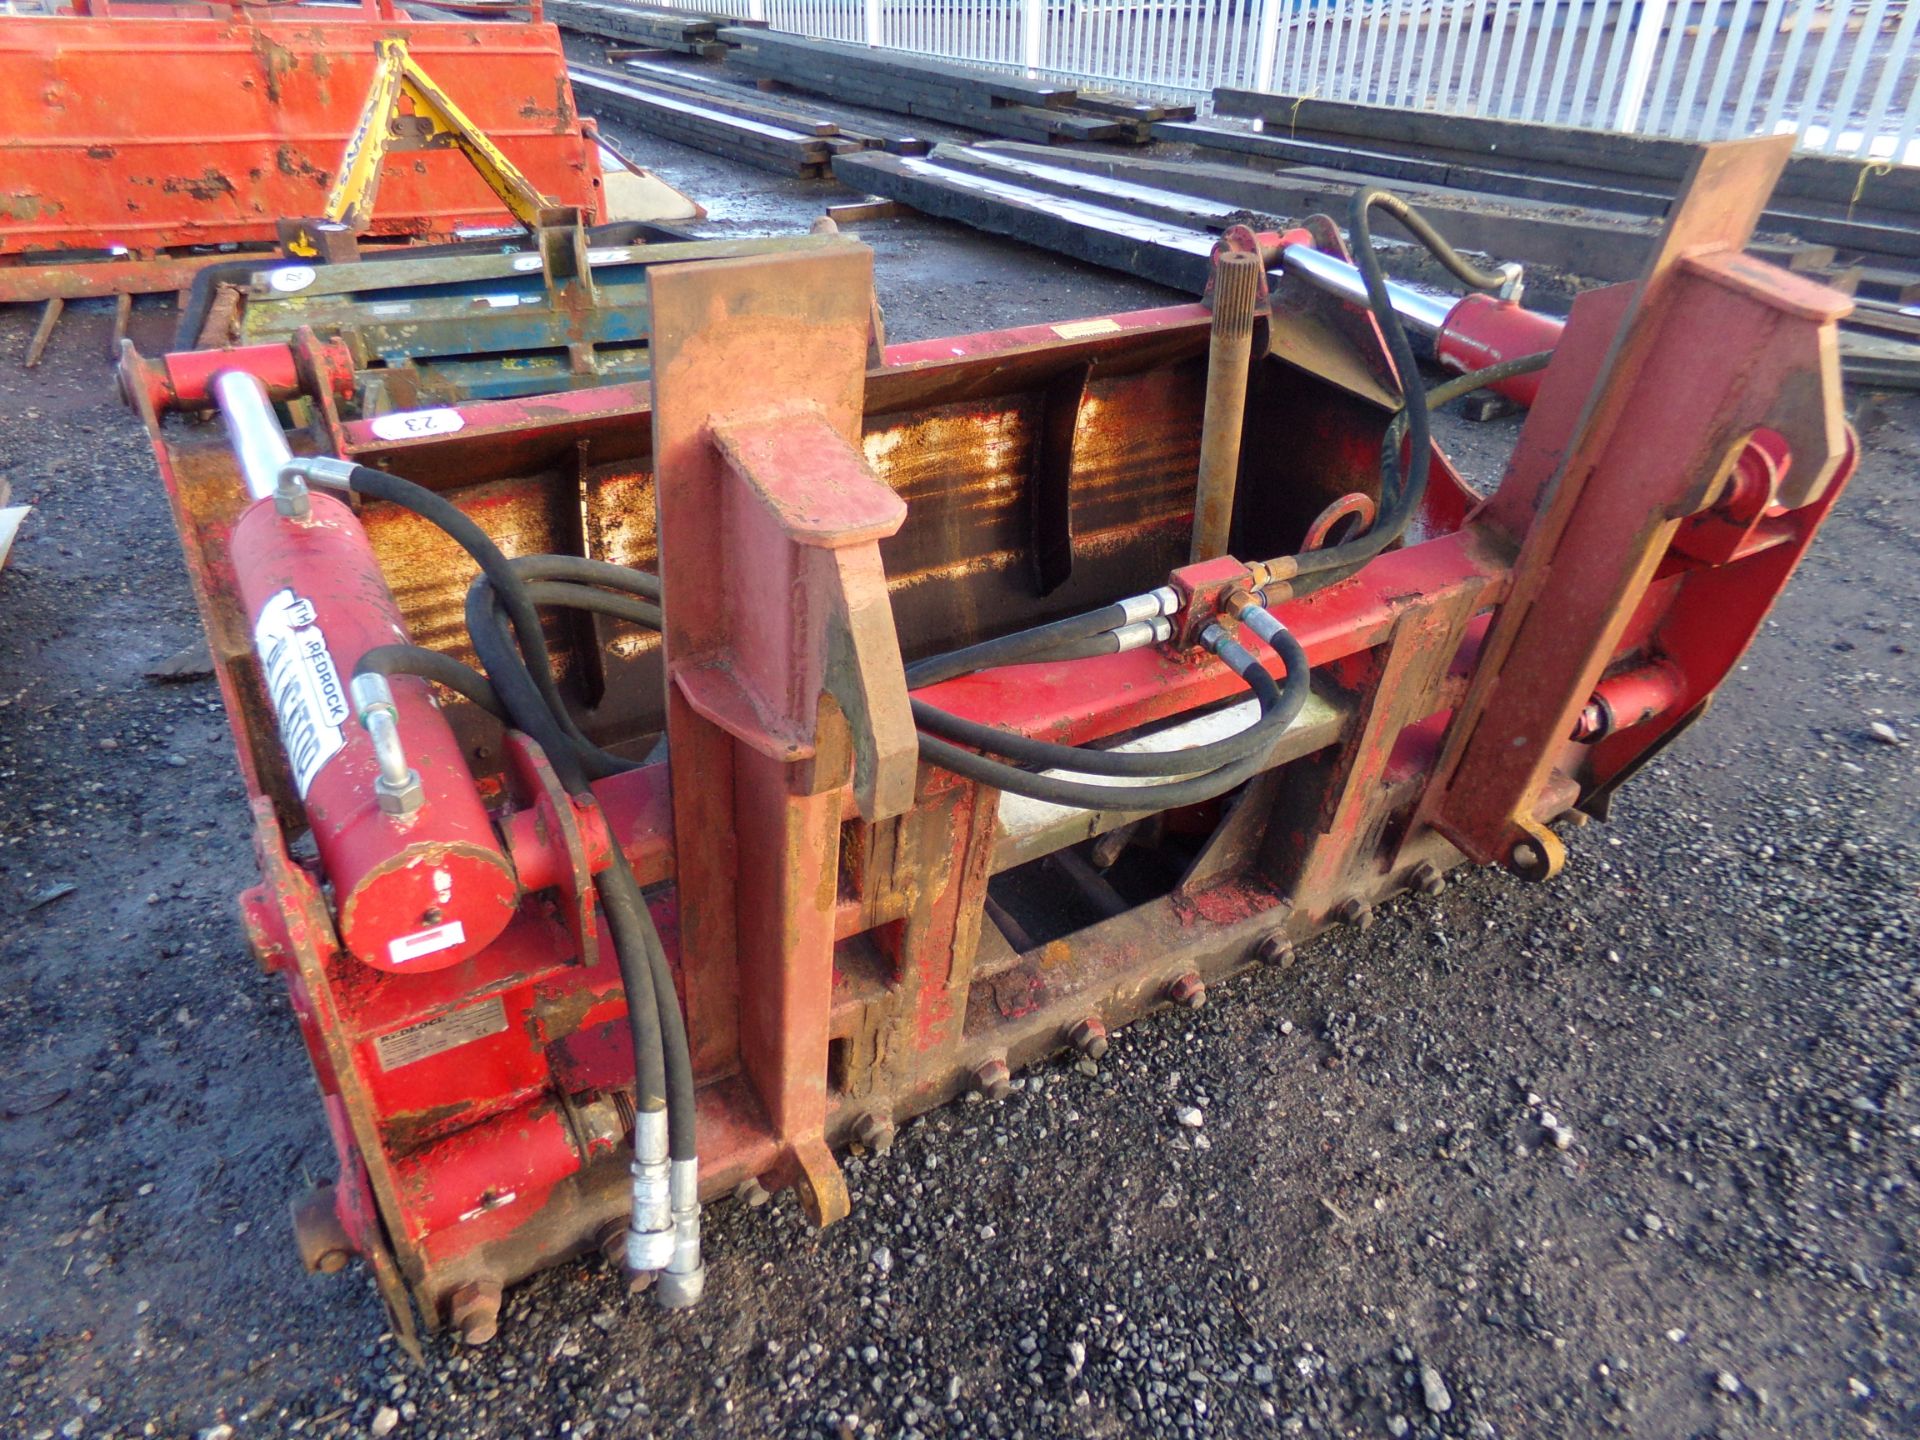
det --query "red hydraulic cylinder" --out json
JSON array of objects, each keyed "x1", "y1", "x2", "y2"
[
  {"x1": 229, "y1": 491, "x2": 519, "y2": 973},
  {"x1": 1434, "y1": 292, "x2": 1567, "y2": 406},
  {"x1": 1571, "y1": 659, "x2": 1690, "y2": 742}
]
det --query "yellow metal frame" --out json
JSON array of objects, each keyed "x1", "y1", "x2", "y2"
[{"x1": 322, "y1": 37, "x2": 553, "y2": 235}]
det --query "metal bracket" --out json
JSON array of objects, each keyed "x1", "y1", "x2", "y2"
[
  {"x1": 312, "y1": 36, "x2": 554, "y2": 242},
  {"x1": 1419, "y1": 136, "x2": 1852, "y2": 878},
  {"x1": 502, "y1": 731, "x2": 611, "y2": 971}
]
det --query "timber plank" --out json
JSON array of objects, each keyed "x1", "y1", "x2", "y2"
[
  {"x1": 1213, "y1": 90, "x2": 1920, "y2": 218},
  {"x1": 832, "y1": 150, "x2": 1212, "y2": 292}
]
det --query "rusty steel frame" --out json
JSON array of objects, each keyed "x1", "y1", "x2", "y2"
[{"x1": 125, "y1": 136, "x2": 1853, "y2": 1342}]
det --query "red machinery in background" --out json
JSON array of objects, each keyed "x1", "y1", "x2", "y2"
[
  {"x1": 1, "y1": 0, "x2": 607, "y2": 352},
  {"x1": 123, "y1": 135, "x2": 1852, "y2": 1351}
]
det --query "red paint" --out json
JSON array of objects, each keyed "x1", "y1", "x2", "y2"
[
  {"x1": 131, "y1": 170, "x2": 1850, "y2": 1336},
  {"x1": 881, "y1": 303, "x2": 1209, "y2": 367},
  {"x1": 0, "y1": 11, "x2": 604, "y2": 258},
  {"x1": 1436, "y1": 293, "x2": 1567, "y2": 405},
  {"x1": 229, "y1": 492, "x2": 518, "y2": 972}
]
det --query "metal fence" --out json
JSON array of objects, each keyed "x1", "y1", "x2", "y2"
[{"x1": 636, "y1": 0, "x2": 1920, "y2": 160}]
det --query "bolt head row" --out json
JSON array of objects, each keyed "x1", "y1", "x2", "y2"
[
  {"x1": 971, "y1": 1057, "x2": 1012, "y2": 1101},
  {"x1": 1166, "y1": 971, "x2": 1206, "y2": 1008}
]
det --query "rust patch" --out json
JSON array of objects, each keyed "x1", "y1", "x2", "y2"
[
  {"x1": 990, "y1": 968, "x2": 1047, "y2": 1019},
  {"x1": 382, "y1": 1100, "x2": 472, "y2": 1153},
  {"x1": 1170, "y1": 878, "x2": 1278, "y2": 927},
  {"x1": 85, "y1": 146, "x2": 116, "y2": 161},
  {"x1": 527, "y1": 982, "x2": 624, "y2": 1045},
  {"x1": 162, "y1": 170, "x2": 237, "y2": 203},
  {"x1": 276, "y1": 146, "x2": 330, "y2": 187},
  {"x1": 0, "y1": 192, "x2": 53, "y2": 222},
  {"x1": 251, "y1": 33, "x2": 299, "y2": 107}
]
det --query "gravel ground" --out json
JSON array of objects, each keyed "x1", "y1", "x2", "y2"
[{"x1": 2, "y1": 95, "x2": 1918, "y2": 1440}]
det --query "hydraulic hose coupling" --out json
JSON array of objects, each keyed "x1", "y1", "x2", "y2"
[
  {"x1": 655, "y1": 1158, "x2": 706, "y2": 1309},
  {"x1": 1201, "y1": 621, "x2": 1261, "y2": 682},
  {"x1": 1108, "y1": 617, "x2": 1174, "y2": 652},
  {"x1": 272, "y1": 461, "x2": 312, "y2": 520},
  {"x1": 348, "y1": 673, "x2": 424, "y2": 818},
  {"x1": 1116, "y1": 586, "x2": 1181, "y2": 625},
  {"x1": 279, "y1": 455, "x2": 360, "y2": 494},
  {"x1": 1229, "y1": 596, "x2": 1291, "y2": 653},
  {"x1": 625, "y1": 1107, "x2": 673, "y2": 1276}
]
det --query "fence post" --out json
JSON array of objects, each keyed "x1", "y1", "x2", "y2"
[
  {"x1": 1614, "y1": 0, "x2": 1672, "y2": 131},
  {"x1": 1253, "y1": 0, "x2": 1284, "y2": 91},
  {"x1": 1022, "y1": 0, "x2": 1044, "y2": 72},
  {"x1": 865, "y1": 0, "x2": 881, "y2": 45}
]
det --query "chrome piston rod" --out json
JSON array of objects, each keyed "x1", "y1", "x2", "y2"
[
  {"x1": 1275, "y1": 243, "x2": 1455, "y2": 336},
  {"x1": 211, "y1": 370, "x2": 293, "y2": 503}
]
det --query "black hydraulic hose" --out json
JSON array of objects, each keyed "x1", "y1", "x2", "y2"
[
  {"x1": 904, "y1": 602, "x2": 1137, "y2": 688},
  {"x1": 508, "y1": 553, "x2": 662, "y2": 603},
  {"x1": 595, "y1": 850, "x2": 679, "y2": 1157},
  {"x1": 911, "y1": 674, "x2": 1290, "y2": 779},
  {"x1": 458, "y1": 576, "x2": 693, "y2": 1165},
  {"x1": 915, "y1": 623, "x2": 1310, "y2": 811},
  {"x1": 1409, "y1": 352, "x2": 1557, "y2": 503},
  {"x1": 903, "y1": 189, "x2": 1514, "y2": 803},
  {"x1": 347, "y1": 465, "x2": 590, "y2": 792},
  {"x1": 600, "y1": 849, "x2": 696, "y2": 1162},
  {"x1": 355, "y1": 643, "x2": 506, "y2": 721},
  {"x1": 1280, "y1": 190, "x2": 1441, "y2": 594},
  {"x1": 520, "y1": 580, "x2": 662, "y2": 633},
  {"x1": 1364, "y1": 190, "x2": 1519, "y2": 294},
  {"x1": 1274, "y1": 188, "x2": 1527, "y2": 599},
  {"x1": 452, "y1": 575, "x2": 692, "y2": 1161},
  {"x1": 461, "y1": 580, "x2": 646, "y2": 780},
  {"x1": 339, "y1": 464, "x2": 691, "y2": 1183}
]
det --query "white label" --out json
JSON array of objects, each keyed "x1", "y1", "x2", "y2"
[
  {"x1": 511, "y1": 254, "x2": 543, "y2": 272},
  {"x1": 268, "y1": 265, "x2": 316, "y2": 293},
  {"x1": 366, "y1": 302, "x2": 415, "y2": 316},
  {"x1": 252, "y1": 588, "x2": 349, "y2": 798},
  {"x1": 481, "y1": 294, "x2": 523, "y2": 309},
  {"x1": 587, "y1": 247, "x2": 631, "y2": 264},
  {"x1": 373, "y1": 995, "x2": 507, "y2": 1071},
  {"x1": 387, "y1": 919, "x2": 468, "y2": 965},
  {"x1": 369, "y1": 408, "x2": 465, "y2": 442}
]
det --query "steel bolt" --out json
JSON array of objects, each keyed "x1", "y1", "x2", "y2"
[
  {"x1": 852, "y1": 1111, "x2": 896, "y2": 1155},
  {"x1": 1254, "y1": 931, "x2": 1295, "y2": 967},
  {"x1": 598, "y1": 1220, "x2": 629, "y2": 1267},
  {"x1": 313, "y1": 1247, "x2": 349, "y2": 1275},
  {"x1": 1335, "y1": 897, "x2": 1374, "y2": 931},
  {"x1": 449, "y1": 1280, "x2": 503, "y2": 1347},
  {"x1": 1067, "y1": 1016, "x2": 1109, "y2": 1060},
  {"x1": 733, "y1": 1176, "x2": 772, "y2": 1207},
  {"x1": 1409, "y1": 862, "x2": 1446, "y2": 897},
  {"x1": 971, "y1": 1056, "x2": 1012, "y2": 1101},
  {"x1": 289, "y1": 1184, "x2": 353, "y2": 1276},
  {"x1": 1166, "y1": 971, "x2": 1207, "y2": 1008}
]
